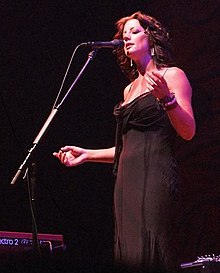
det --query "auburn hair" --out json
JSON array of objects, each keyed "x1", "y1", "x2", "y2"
[{"x1": 113, "y1": 11, "x2": 174, "y2": 81}]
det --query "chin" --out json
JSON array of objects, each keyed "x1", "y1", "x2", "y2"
[{"x1": 125, "y1": 50, "x2": 130, "y2": 56}]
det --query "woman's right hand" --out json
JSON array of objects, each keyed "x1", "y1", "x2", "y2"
[{"x1": 53, "y1": 146, "x2": 88, "y2": 167}]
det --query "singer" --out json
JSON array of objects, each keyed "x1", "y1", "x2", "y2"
[{"x1": 53, "y1": 11, "x2": 196, "y2": 273}]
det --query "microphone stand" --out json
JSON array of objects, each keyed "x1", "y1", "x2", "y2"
[
  {"x1": 10, "y1": 48, "x2": 98, "y2": 256},
  {"x1": 24, "y1": 163, "x2": 41, "y2": 257}
]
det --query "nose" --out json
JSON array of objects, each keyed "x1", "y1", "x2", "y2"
[{"x1": 123, "y1": 32, "x2": 131, "y2": 42}]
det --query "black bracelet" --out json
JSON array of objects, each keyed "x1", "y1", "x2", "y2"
[
  {"x1": 158, "y1": 93, "x2": 175, "y2": 104},
  {"x1": 157, "y1": 93, "x2": 178, "y2": 111},
  {"x1": 164, "y1": 99, "x2": 178, "y2": 111}
]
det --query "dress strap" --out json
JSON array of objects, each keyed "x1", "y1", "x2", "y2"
[
  {"x1": 124, "y1": 82, "x2": 134, "y2": 102},
  {"x1": 162, "y1": 68, "x2": 169, "y2": 77}
]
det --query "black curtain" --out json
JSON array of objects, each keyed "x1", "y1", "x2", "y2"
[{"x1": 1, "y1": 0, "x2": 220, "y2": 270}]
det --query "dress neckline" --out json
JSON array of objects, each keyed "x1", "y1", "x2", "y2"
[
  {"x1": 120, "y1": 91, "x2": 152, "y2": 108},
  {"x1": 120, "y1": 67, "x2": 170, "y2": 108}
]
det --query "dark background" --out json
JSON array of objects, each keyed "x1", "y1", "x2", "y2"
[{"x1": 1, "y1": 0, "x2": 220, "y2": 271}]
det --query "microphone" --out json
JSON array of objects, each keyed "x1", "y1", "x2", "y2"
[{"x1": 83, "y1": 39, "x2": 124, "y2": 49}]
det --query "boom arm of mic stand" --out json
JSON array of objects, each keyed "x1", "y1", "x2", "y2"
[{"x1": 10, "y1": 49, "x2": 98, "y2": 185}]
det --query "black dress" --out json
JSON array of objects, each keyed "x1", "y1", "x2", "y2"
[{"x1": 113, "y1": 92, "x2": 180, "y2": 273}]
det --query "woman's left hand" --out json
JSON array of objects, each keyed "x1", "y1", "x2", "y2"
[{"x1": 145, "y1": 71, "x2": 171, "y2": 99}]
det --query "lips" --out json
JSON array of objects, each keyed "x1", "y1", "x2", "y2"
[{"x1": 125, "y1": 43, "x2": 134, "y2": 49}]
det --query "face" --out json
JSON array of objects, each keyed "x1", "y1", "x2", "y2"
[{"x1": 122, "y1": 19, "x2": 150, "y2": 59}]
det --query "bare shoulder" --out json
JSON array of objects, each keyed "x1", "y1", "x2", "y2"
[
  {"x1": 163, "y1": 67, "x2": 192, "y2": 95},
  {"x1": 163, "y1": 67, "x2": 188, "y2": 79}
]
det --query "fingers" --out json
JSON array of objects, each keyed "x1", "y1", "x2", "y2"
[
  {"x1": 53, "y1": 152, "x2": 59, "y2": 158},
  {"x1": 146, "y1": 72, "x2": 157, "y2": 85},
  {"x1": 145, "y1": 71, "x2": 170, "y2": 98},
  {"x1": 151, "y1": 70, "x2": 167, "y2": 81},
  {"x1": 53, "y1": 149, "x2": 67, "y2": 162},
  {"x1": 145, "y1": 73, "x2": 159, "y2": 93},
  {"x1": 53, "y1": 146, "x2": 86, "y2": 167},
  {"x1": 57, "y1": 150, "x2": 66, "y2": 162},
  {"x1": 60, "y1": 145, "x2": 74, "y2": 151},
  {"x1": 146, "y1": 72, "x2": 164, "y2": 86},
  {"x1": 60, "y1": 145, "x2": 82, "y2": 154}
]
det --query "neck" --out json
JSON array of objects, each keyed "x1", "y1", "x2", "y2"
[{"x1": 135, "y1": 56, "x2": 156, "y2": 76}]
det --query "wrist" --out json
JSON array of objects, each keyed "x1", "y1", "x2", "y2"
[
  {"x1": 157, "y1": 93, "x2": 178, "y2": 111},
  {"x1": 157, "y1": 92, "x2": 175, "y2": 103},
  {"x1": 87, "y1": 149, "x2": 95, "y2": 162}
]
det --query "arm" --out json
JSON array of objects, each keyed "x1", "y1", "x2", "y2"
[
  {"x1": 53, "y1": 146, "x2": 115, "y2": 167},
  {"x1": 146, "y1": 68, "x2": 196, "y2": 140},
  {"x1": 164, "y1": 68, "x2": 195, "y2": 140}
]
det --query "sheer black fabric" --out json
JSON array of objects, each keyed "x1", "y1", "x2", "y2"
[{"x1": 113, "y1": 93, "x2": 180, "y2": 273}]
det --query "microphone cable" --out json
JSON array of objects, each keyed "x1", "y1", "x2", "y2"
[{"x1": 52, "y1": 42, "x2": 87, "y2": 109}]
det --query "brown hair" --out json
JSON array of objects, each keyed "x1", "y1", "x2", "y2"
[{"x1": 113, "y1": 11, "x2": 174, "y2": 81}]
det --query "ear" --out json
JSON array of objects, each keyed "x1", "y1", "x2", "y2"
[{"x1": 144, "y1": 26, "x2": 150, "y2": 35}]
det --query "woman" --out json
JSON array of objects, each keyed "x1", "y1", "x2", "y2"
[{"x1": 53, "y1": 11, "x2": 195, "y2": 273}]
